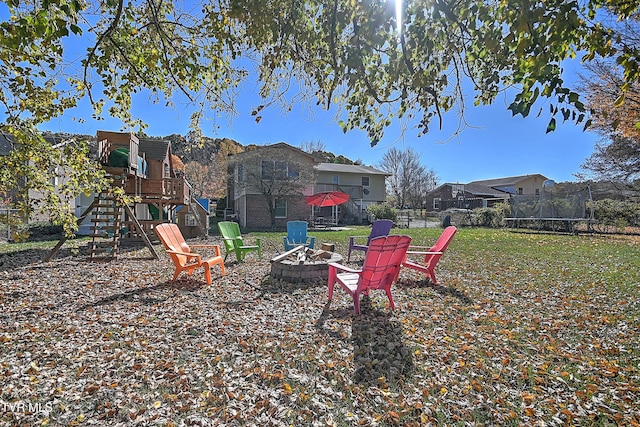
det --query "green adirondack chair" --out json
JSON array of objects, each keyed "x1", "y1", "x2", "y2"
[{"x1": 217, "y1": 221, "x2": 262, "y2": 262}]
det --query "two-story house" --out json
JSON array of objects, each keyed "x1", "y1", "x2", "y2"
[
  {"x1": 227, "y1": 143, "x2": 389, "y2": 229},
  {"x1": 313, "y1": 163, "x2": 389, "y2": 224},
  {"x1": 427, "y1": 174, "x2": 550, "y2": 211}
]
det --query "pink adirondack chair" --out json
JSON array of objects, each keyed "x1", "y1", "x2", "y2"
[
  {"x1": 328, "y1": 235, "x2": 412, "y2": 314},
  {"x1": 155, "y1": 223, "x2": 225, "y2": 285},
  {"x1": 347, "y1": 219, "x2": 394, "y2": 261},
  {"x1": 402, "y1": 226, "x2": 457, "y2": 284}
]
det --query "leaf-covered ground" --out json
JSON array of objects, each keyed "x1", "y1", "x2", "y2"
[{"x1": 1, "y1": 229, "x2": 639, "y2": 426}]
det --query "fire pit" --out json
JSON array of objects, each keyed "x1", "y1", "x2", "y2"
[{"x1": 270, "y1": 245, "x2": 343, "y2": 282}]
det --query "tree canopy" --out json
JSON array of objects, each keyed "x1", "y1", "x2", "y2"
[
  {"x1": 1, "y1": 0, "x2": 639, "y2": 233},
  {"x1": 578, "y1": 13, "x2": 640, "y2": 183}
]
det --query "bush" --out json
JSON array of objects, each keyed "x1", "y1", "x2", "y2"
[
  {"x1": 28, "y1": 222, "x2": 64, "y2": 239},
  {"x1": 471, "y1": 207, "x2": 503, "y2": 228},
  {"x1": 366, "y1": 204, "x2": 397, "y2": 222},
  {"x1": 591, "y1": 199, "x2": 640, "y2": 228}
]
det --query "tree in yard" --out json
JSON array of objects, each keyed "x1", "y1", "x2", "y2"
[
  {"x1": 407, "y1": 167, "x2": 439, "y2": 210},
  {"x1": 578, "y1": 12, "x2": 640, "y2": 183},
  {"x1": 183, "y1": 161, "x2": 223, "y2": 199},
  {"x1": 228, "y1": 146, "x2": 314, "y2": 229},
  {"x1": 379, "y1": 147, "x2": 437, "y2": 208},
  {"x1": 299, "y1": 140, "x2": 327, "y2": 154},
  {"x1": 1, "y1": 0, "x2": 639, "y2": 233},
  {"x1": 0, "y1": 131, "x2": 107, "y2": 237}
]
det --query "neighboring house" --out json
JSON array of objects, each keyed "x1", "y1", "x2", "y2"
[
  {"x1": 227, "y1": 143, "x2": 389, "y2": 229},
  {"x1": 0, "y1": 131, "x2": 84, "y2": 224},
  {"x1": 0, "y1": 132, "x2": 12, "y2": 156},
  {"x1": 427, "y1": 174, "x2": 550, "y2": 211},
  {"x1": 227, "y1": 143, "x2": 319, "y2": 230}
]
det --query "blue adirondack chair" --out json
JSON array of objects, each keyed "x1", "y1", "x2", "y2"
[{"x1": 283, "y1": 221, "x2": 316, "y2": 251}]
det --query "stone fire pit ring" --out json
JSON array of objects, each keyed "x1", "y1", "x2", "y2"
[{"x1": 270, "y1": 245, "x2": 343, "y2": 282}]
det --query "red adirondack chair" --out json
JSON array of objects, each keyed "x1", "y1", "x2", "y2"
[
  {"x1": 155, "y1": 223, "x2": 225, "y2": 285},
  {"x1": 402, "y1": 226, "x2": 457, "y2": 284},
  {"x1": 328, "y1": 235, "x2": 412, "y2": 314}
]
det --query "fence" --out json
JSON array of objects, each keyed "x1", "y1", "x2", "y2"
[{"x1": 0, "y1": 208, "x2": 21, "y2": 241}]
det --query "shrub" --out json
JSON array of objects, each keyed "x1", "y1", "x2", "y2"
[
  {"x1": 366, "y1": 204, "x2": 397, "y2": 222},
  {"x1": 471, "y1": 207, "x2": 503, "y2": 228},
  {"x1": 591, "y1": 199, "x2": 640, "y2": 228},
  {"x1": 28, "y1": 222, "x2": 64, "y2": 240}
]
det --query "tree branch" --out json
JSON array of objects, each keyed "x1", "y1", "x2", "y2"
[{"x1": 83, "y1": 0, "x2": 124, "y2": 105}]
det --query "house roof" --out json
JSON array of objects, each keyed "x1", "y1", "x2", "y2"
[
  {"x1": 139, "y1": 139, "x2": 171, "y2": 161},
  {"x1": 315, "y1": 163, "x2": 389, "y2": 175},
  {"x1": 467, "y1": 174, "x2": 548, "y2": 187},
  {"x1": 431, "y1": 182, "x2": 506, "y2": 197},
  {"x1": 454, "y1": 182, "x2": 508, "y2": 197},
  {"x1": 232, "y1": 142, "x2": 322, "y2": 162},
  {"x1": 433, "y1": 174, "x2": 551, "y2": 198},
  {"x1": 0, "y1": 132, "x2": 82, "y2": 155}
]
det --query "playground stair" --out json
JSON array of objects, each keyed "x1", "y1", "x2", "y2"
[{"x1": 88, "y1": 191, "x2": 123, "y2": 260}]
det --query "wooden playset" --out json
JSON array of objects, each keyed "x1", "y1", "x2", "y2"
[{"x1": 46, "y1": 131, "x2": 207, "y2": 261}]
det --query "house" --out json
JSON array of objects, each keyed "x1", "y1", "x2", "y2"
[
  {"x1": 227, "y1": 143, "x2": 389, "y2": 229},
  {"x1": 427, "y1": 174, "x2": 550, "y2": 211},
  {"x1": 0, "y1": 131, "x2": 89, "y2": 225},
  {"x1": 0, "y1": 132, "x2": 12, "y2": 156},
  {"x1": 313, "y1": 163, "x2": 389, "y2": 224}
]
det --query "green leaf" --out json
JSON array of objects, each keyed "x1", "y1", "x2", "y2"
[{"x1": 546, "y1": 118, "x2": 556, "y2": 133}]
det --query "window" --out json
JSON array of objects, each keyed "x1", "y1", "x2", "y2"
[
  {"x1": 262, "y1": 160, "x2": 299, "y2": 180},
  {"x1": 261, "y1": 160, "x2": 274, "y2": 180},
  {"x1": 433, "y1": 198, "x2": 441, "y2": 210},
  {"x1": 274, "y1": 198, "x2": 287, "y2": 218},
  {"x1": 518, "y1": 187, "x2": 524, "y2": 195},
  {"x1": 275, "y1": 161, "x2": 287, "y2": 179},
  {"x1": 332, "y1": 175, "x2": 339, "y2": 184},
  {"x1": 184, "y1": 214, "x2": 197, "y2": 226},
  {"x1": 288, "y1": 166, "x2": 299, "y2": 178},
  {"x1": 535, "y1": 188, "x2": 540, "y2": 196},
  {"x1": 51, "y1": 167, "x2": 59, "y2": 186},
  {"x1": 236, "y1": 164, "x2": 244, "y2": 182},
  {"x1": 361, "y1": 176, "x2": 370, "y2": 187}
]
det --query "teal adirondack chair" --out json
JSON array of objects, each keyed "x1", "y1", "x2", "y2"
[
  {"x1": 217, "y1": 221, "x2": 262, "y2": 262},
  {"x1": 283, "y1": 221, "x2": 316, "y2": 251}
]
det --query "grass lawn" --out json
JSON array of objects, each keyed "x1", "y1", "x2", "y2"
[{"x1": 1, "y1": 227, "x2": 638, "y2": 426}]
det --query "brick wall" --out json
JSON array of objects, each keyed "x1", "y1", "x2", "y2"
[{"x1": 243, "y1": 195, "x2": 312, "y2": 230}]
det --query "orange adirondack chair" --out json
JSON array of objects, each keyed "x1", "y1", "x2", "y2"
[
  {"x1": 155, "y1": 223, "x2": 225, "y2": 285},
  {"x1": 328, "y1": 235, "x2": 412, "y2": 314},
  {"x1": 402, "y1": 226, "x2": 457, "y2": 284}
]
